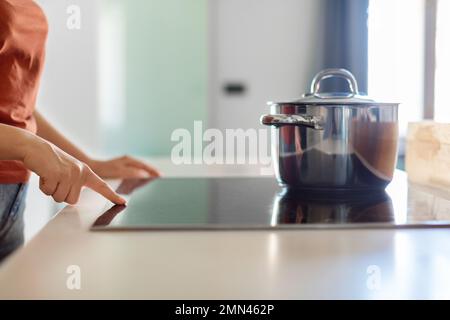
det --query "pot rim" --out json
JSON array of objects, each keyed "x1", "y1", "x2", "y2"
[{"x1": 267, "y1": 101, "x2": 400, "y2": 107}]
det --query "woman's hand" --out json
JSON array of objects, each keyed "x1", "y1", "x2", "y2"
[
  {"x1": 21, "y1": 136, "x2": 126, "y2": 205},
  {"x1": 87, "y1": 156, "x2": 161, "y2": 179}
]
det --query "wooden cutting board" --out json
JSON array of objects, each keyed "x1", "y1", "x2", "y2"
[{"x1": 406, "y1": 122, "x2": 450, "y2": 189}]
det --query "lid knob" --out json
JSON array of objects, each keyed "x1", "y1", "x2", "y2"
[{"x1": 309, "y1": 68, "x2": 359, "y2": 99}]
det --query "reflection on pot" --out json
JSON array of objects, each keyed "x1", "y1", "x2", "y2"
[{"x1": 272, "y1": 188, "x2": 395, "y2": 225}]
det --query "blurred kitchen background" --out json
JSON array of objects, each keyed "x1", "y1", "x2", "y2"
[{"x1": 26, "y1": 0, "x2": 449, "y2": 239}]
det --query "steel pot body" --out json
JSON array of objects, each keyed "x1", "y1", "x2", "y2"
[{"x1": 261, "y1": 69, "x2": 399, "y2": 191}]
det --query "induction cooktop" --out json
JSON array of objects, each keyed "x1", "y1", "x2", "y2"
[{"x1": 91, "y1": 172, "x2": 450, "y2": 231}]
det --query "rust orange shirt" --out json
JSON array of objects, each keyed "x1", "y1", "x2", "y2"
[{"x1": 0, "y1": 0, "x2": 48, "y2": 183}]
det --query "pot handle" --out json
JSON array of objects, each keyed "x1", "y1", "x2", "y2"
[
  {"x1": 260, "y1": 114, "x2": 323, "y2": 130},
  {"x1": 310, "y1": 68, "x2": 359, "y2": 99}
]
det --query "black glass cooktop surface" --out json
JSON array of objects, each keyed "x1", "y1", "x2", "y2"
[{"x1": 91, "y1": 172, "x2": 450, "y2": 231}]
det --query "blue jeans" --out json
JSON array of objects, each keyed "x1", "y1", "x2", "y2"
[{"x1": 0, "y1": 184, "x2": 28, "y2": 263}]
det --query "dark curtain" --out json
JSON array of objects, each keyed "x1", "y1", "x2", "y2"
[{"x1": 322, "y1": 0, "x2": 369, "y2": 94}]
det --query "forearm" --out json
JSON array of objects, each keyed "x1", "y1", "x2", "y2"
[
  {"x1": 0, "y1": 123, "x2": 36, "y2": 161},
  {"x1": 1, "y1": 122, "x2": 125, "y2": 205},
  {"x1": 34, "y1": 111, "x2": 91, "y2": 164}
]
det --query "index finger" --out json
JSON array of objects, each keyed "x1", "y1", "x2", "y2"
[{"x1": 84, "y1": 169, "x2": 127, "y2": 205}]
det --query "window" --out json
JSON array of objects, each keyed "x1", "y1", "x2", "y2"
[
  {"x1": 368, "y1": 0, "x2": 425, "y2": 139},
  {"x1": 435, "y1": 0, "x2": 450, "y2": 122},
  {"x1": 369, "y1": 0, "x2": 450, "y2": 133}
]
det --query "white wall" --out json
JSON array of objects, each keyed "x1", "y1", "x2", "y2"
[
  {"x1": 34, "y1": 0, "x2": 326, "y2": 156},
  {"x1": 209, "y1": 0, "x2": 326, "y2": 131},
  {"x1": 35, "y1": 0, "x2": 102, "y2": 154}
]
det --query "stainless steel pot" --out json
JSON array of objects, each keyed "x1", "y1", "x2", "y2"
[{"x1": 261, "y1": 68, "x2": 399, "y2": 191}]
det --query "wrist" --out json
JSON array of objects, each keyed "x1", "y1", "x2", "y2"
[{"x1": 17, "y1": 130, "x2": 42, "y2": 162}]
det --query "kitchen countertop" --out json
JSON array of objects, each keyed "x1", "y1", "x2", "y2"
[{"x1": 0, "y1": 159, "x2": 450, "y2": 299}]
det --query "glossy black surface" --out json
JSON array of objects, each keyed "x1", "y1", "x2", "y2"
[{"x1": 92, "y1": 175, "x2": 450, "y2": 230}]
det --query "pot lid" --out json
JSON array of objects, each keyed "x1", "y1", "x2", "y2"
[{"x1": 271, "y1": 69, "x2": 397, "y2": 106}]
